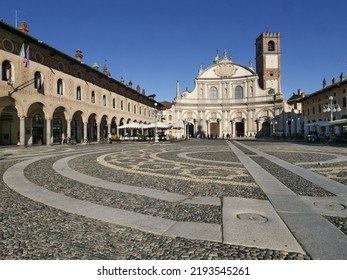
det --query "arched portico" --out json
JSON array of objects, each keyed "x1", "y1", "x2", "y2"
[
  {"x1": 72, "y1": 110, "x2": 84, "y2": 143},
  {"x1": 111, "y1": 117, "x2": 118, "y2": 135},
  {"x1": 100, "y1": 115, "x2": 108, "y2": 140},
  {"x1": 88, "y1": 113, "x2": 97, "y2": 142},
  {"x1": 26, "y1": 102, "x2": 46, "y2": 145},
  {"x1": 0, "y1": 96, "x2": 20, "y2": 145},
  {"x1": 52, "y1": 106, "x2": 66, "y2": 144}
]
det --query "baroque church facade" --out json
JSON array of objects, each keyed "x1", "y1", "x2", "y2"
[{"x1": 165, "y1": 32, "x2": 288, "y2": 138}]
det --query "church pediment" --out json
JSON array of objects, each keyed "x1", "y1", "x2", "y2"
[
  {"x1": 214, "y1": 62, "x2": 237, "y2": 78},
  {"x1": 198, "y1": 62, "x2": 255, "y2": 79}
]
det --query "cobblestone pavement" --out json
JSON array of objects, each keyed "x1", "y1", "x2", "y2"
[{"x1": 1, "y1": 139, "x2": 346, "y2": 260}]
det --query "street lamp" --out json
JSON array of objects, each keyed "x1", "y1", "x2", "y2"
[
  {"x1": 323, "y1": 96, "x2": 341, "y2": 133},
  {"x1": 152, "y1": 102, "x2": 162, "y2": 143}
]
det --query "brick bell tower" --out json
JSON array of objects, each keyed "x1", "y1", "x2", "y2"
[{"x1": 255, "y1": 32, "x2": 282, "y2": 93}]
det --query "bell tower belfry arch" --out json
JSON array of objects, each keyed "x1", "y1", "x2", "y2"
[{"x1": 255, "y1": 32, "x2": 281, "y2": 93}]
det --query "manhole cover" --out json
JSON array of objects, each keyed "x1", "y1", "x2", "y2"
[
  {"x1": 313, "y1": 201, "x2": 345, "y2": 211},
  {"x1": 237, "y1": 213, "x2": 268, "y2": 223}
]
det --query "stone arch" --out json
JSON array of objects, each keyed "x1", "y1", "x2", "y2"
[
  {"x1": 87, "y1": 113, "x2": 97, "y2": 142},
  {"x1": 0, "y1": 96, "x2": 19, "y2": 145},
  {"x1": 72, "y1": 110, "x2": 84, "y2": 142},
  {"x1": 52, "y1": 106, "x2": 67, "y2": 144},
  {"x1": 254, "y1": 109, "x2": 274, "y2": 120},
  {"x1": 254, "y1": 109, "x2": 273, "y2": 137},
  {"x1": 180, "y1": 111, "x2": 199, "y2": 138},
  {"x1": 119, "y1": 117, "x2": 125, "y2": 136},
  {"x1": 27, "y1": 102, "x2": 46, "y2": 145},
  {"x1": 100, "y1": 114, "x2": 109, "y2": 139},
  {"x1": 1, "y1": 60, "x2": 15, "y2": 83},
  {"x1": 110, "y1": 116, "x2": 118, "y2": 135},
  {"x1": 231, "y1": 110, "x2": 247, "y2": 138},
  {"x1": 119, "y1": 117, "x2": 125, "y2": 126}
]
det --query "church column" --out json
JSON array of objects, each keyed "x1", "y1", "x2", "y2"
[
  {"x1": 229, "y1": 120, "x2": 233, "y2": 137},
  {"x1": 46, "y1": 117, "x2": 52, "y2": 146},
  {"x1": 27, "y1": 117, "x2": 33, "y2": 146},
  {"x1": 19, "y1": 116, "x2": 25, "y2": 146},
  {"x1": 66, "y1": 119, "x2": 71, "y2": 138},
  {"x1": 83, "y1": 122, "x2": 88, "y2": 143},
  {"x1": 246, "y1": 110, "x2": 251, "y2": 136},
  {"x1": 244, "y1": 118, "x2": 248, "y2": 136},
  {"x1": 232, "y1": 121, "x2": 236, "y2": 137},
  {"x1": 96, "y1": 121, "x2": 101, "y2": 142},
  {"x1": 205, "y1": 120, "x2": 209, "y2": 137},
  {"x1": 222, "y1": 110, "x2": 227, "y2": 137}
]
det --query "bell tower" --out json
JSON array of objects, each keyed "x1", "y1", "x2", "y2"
[{"x1": 256, "y1": 32, "x2": 281, "y2": 93}]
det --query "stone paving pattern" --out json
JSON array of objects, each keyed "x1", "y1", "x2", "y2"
[{"x1": 1, "y1": 139, "x2": 346, "y2": 259}]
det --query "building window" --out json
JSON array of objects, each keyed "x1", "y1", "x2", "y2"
[
  {"x1": 235, "y1": 86, "x2": 243, "y2": 99},
  {"x1": 209, "y1": 87, "x2": 218, "y2": 99},
  {"x1": 121, "y1": 101, "x2": 124, "y2": 110},
  {"x1": 343, "y1": 97, "x2": 347, "y2": 108},
  {"x1": 128, "y1": 103, "x2": 131, "y2": 112},
  {"x1": 139, "y1": 107, "x2": 142, "y2": 115},
  {"x1": 113, "y1": 98, "x2": 115, "y2": 109},
  {"x1": 312, "y1": 106, "x2": 315, "y2": 115},
  {"x1": 134, "y1": 105, "x2": 137, "y2": 114},
  {"x1": 91, "y1": 91, "x2": 95, "y2": 103},
  {"x1": 319, "y1": 104, "x2": 322, "y2": 113},
  {"x1": 2, "y1": 60, "x2": 12, "y2": 81},
  {"x1": 57, "y1": 79, "x2": 63, "y2": 95},
  {"x1": 268, "y1": 41, "x2": 275, "y2": 51},
  {"x1": 103, "y1": 95, "x2": 106, "y2": 106},
  {"x1": 76, "y1": 86, "x2": 82, "y2": 100},
  {"x1": 34, "y1": 72, "x2": 42, "y2": 89}
]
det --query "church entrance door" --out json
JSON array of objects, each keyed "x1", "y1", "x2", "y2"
[
  {"x1": 209, "y1": 122, "x2": 219, "y2": 138},
  {"x1": 236, "y1": 122, "x2": 244, "y2": 137}
]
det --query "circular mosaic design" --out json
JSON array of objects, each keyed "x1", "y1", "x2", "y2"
[{"x1": 237, "y1": 213, "x2": 268, "y2": 223}]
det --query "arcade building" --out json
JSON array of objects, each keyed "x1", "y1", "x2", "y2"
[{"x1": 0, "y1": 21, "x2": 159, "y2": 146}]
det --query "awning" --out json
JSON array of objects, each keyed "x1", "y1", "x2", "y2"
[
  {"x1": 118, "y1": 122, "x2": 145, "y2": 129},
  {"x1": 329, "y1": 119, "x2": 347, "y2": 125},
  {"x1": 305, "y1": 121, "x2": 328, "y2": 127},
  {"x1": 144, "y1": 121, "x2": 172, "y2": 129}
]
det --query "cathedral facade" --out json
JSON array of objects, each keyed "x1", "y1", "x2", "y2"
[{"x1": 165, "y1": 32, "x2": 288, "y2": 139}]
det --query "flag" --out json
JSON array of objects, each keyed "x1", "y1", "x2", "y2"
[
  {"x1": 19, "y1": 43, "x2": 25, "y2": 64},
  {"x1": 24, "y1": 45, "x2": 29, "y2": 67}
]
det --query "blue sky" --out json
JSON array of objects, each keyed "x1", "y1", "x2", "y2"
[{"x1": 2, "y1": 0, "x2": 347, "y2": 102}]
